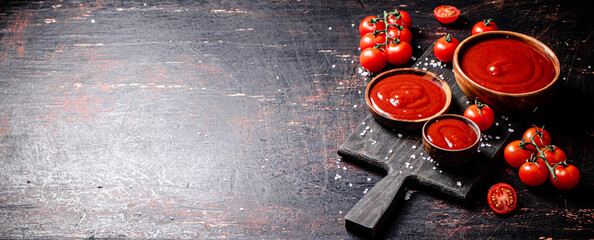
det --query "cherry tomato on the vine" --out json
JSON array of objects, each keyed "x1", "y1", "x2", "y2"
[
  {"x1": 385, "y1": 41, "x2": 413, "y2": 66},
  {"x1": 519, "y1": 160, "x2": 549, "y2": 186},
  {"x1": 550, "y1": 164, "x2": 580, "y2": 190},
  {"x1": 360, "y1": 32, "x2": 386, "y2": 51},
  {"x1": 464, "y1": 101, "x2": 495, "y2": 131},
  {"x1": 487, "y1": 183, "x2": 517, "y2": 214},
  {"x1": 433, "y1": 34, "x2": 459, "y2": 63},
  {"x1": 434, "y1": 5, "x2": 460, "y2": 24},
  {"x1": 523, "y1": 127, "x2": 551, "y2": 148},
  {"x1": 472, "y1": 19, "x2": 498, "y2": 35},
  {"x1": 539, "y1": 146, "x2": 566, "y2": 167},
  {"x1": 360, "y1": 47, "x2": 387, "y2": 73},
  {"x1": 387, "y1": 10, "x2": 413, "y2": 29},
  {"x1": 359, "y1": 15, "x2": 385, "y2": 36},
  {"x1": 387, "y1": 26, "x2": 412, "y2": 43},
  {"x1": 504, "y1": 140, "x2": 536, "y2": 168}
]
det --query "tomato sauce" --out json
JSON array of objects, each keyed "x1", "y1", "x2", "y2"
[
  {"x1": 369, "y1": 74, "x2": 446, "y2": 120},
  {"x1": 426, "y1": 118, "x2": 477, "y2": 150},
  {"x1": 460, "y1": 38, "x2": 555, "y2": 93}
]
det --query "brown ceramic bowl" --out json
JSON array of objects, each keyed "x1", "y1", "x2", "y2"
[
  {"x1": 365, "y1": 68, "x2": 452, "y2": 130},
  {"x1": 422, "y1": 114, "x2": 481, "y2": 169},
  {"x1": 453, "y1": 31, "x2": 560, "y2": 113}
]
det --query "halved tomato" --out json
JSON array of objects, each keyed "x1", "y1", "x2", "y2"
[
  {"x1": 434, "y1": 5, "x2": 460, "y2": 24},
  {"x1": 487, "y1": 183, "x2": 517, "y2": 214}
]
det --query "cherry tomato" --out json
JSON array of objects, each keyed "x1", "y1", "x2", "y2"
[
  {"x1": 387, "y1": 26, "x2": 412, "y2": 43},
  {"x1": 386, "y1": 10, "x2": 413, "y2": 29},
  {"x1": 523, "y1": 127, "x2": 551, "y2": 148},
  {"x1": 504, "y1": 140, "x2": 536, "y2": 168},
  {"x1": 550, "y1": 164, "x2": 580, "y2": 190},
  {"x1": 463, "y1": 101, "x2": 495, "y2": 131},
  {"x1": 472, "y1": 19, "x2": 499, "y2": 35},
  {"x1": 359, "y1": 15, "x2": 385, "y2": 36},
  {"x1": 434, "y1": 5, "x2": 460, "y2": 24},
  {"x1": 519, "y1": 160, "x2": 549, "y2": 186},
  {"x1": 433, "y1": 34, "x2": 459, "y2": 63},
  {"x1": 539, "y1": 146, "x2": 566, "y2": 167},
  {"x1": 360, "y1": 47, "x2": 387, "y2": 72},
  {"x1": 360, "y1": 32, "x2": 386, "y2": 51},
  {"x1": 487, "y1": 183, "x2": 517, "y2": 214},
  {"x1": 385, "y1": 41, "x2": 412, "y2": 66}
]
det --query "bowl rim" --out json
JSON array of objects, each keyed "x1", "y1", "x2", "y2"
[
  {"x1": 422, "y1": 114, "x2": 481, "y2": 152},
  {"x1": 452, "y1": 30, "x2": 561, "y2": 97},
  {"x1": 365, "y1": 68, "x2": 452, "y2": 124}
]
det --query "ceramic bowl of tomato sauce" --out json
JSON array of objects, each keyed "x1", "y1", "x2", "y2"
[
  {"x1": 365, "y1": 68, "x2": 452, "y2": 130},
  {"x1": 422, "y1": 114, "x2": 481, "y2": 168},
  {"x1": 453, "y1": 31, "x2": 560, "y2": 112}
]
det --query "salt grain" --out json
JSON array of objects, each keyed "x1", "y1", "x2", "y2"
[
  {"x1": 363, "y1": 188, "x2": 368, "y2": 194},
  {"x1": 456, "y1": 181, "x2": 462, "y2": 187},
  {"x1": 367, "y1": 177, "x2": 371, "y2": 181},
  {"x1": 404, "y1": 190, "x2": 413, "y2": 200}
]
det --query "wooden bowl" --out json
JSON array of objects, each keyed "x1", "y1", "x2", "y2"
[
  {"x1": 421, "y1": 114, "x2": 481, "y2": 169},
  {"x1": 453, "y1": 31, "x2": 560, "y2": 113},
  {"x1": 365, "y1": 68, "x2": 452, "y2": 130}
]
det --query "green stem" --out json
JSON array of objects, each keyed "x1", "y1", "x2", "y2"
[
  {"x1": 527, "y1": 128, "x2": 557, "y2": 180},
  {"x1": 484, "y1": 19, "x2": 493, "y2": 26}
]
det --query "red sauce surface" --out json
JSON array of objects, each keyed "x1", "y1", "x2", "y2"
[
  {"x1": 460, "y1": 38, "x2": 555, "y2": 93},
  {"x1": 370, "y1": 74, "x2": 446, "y2": 120},
  {"x1": 426, "y1": 118, "x2": 477, "y2": 150}
]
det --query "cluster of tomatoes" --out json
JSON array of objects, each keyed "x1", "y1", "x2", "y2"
[
  {"x1": 504, "y1": 127, "x2": 581, "y2": 190},
  {"x1": 358, "y1": 9, "x2": 414, "y2": 72},
  {"x1": 358, "y1": 6, "x2": 502, "y2": 72}
]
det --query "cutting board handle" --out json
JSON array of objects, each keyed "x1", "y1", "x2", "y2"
[{"x1": 345, "y1": 172, "x2": 408, "y2": 237}]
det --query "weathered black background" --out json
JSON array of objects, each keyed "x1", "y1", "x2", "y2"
[{"x1": 0, "y1": 0, "x2": 592, "y2": 239}]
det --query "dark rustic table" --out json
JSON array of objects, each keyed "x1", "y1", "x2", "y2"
[{"x1": 1, "y1": 0, "x2": 592, "y2": 239}]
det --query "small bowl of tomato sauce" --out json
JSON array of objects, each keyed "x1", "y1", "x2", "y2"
[
  {"x1": 422, "y1": 114, "x2": 481, "y2": 168},
  {"x1": 365, "y1": 68, "x2": 452, "y2": 130},
  {"x1": 453, "y1": 31, "x2": 560, "y2": 112}
]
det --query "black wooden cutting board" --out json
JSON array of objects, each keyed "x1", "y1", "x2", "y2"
[{"x1": 338, "y1": 44, "x2": 532, "y2": 237}]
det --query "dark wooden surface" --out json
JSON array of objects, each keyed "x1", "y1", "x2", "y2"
[{"x1": 0, "y1": 0, "x2": 592, "y2": 239}]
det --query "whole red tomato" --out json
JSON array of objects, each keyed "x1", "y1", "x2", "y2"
[
  {"x1": 360, "y1": 32, "x2": 386, "y2": 50},
  {"x1": 504, "y1": 140, "x2": 536, "y2": 168},
  {"x1": 550, "y1": 164, "x2": 580, "y2": 190},
  {"x1": 433, "y1": 34, "x2": 459, "y2": 62},
  {"x1": 385, "y1": 40, "x2": 412, "y2": 66},
  {"x1": 387, "y1": 26, "x2": 412, "y2": 43},
  {"x1": 472, "y1": 19, "x2": 498, "y2": 35},
  {"x1": 360, "y1": 48, "x2": 387, "y2": 72},
  {"x1": 387, "y1": 10, "x2": 413, "y2": 29},
  {"x1": 359, "y1": 15, "x2": 385, "y2": 36},
  {"x1": 523, "y1": 127, "x2": 551, "y2": 148},
  {"x1": 519, "y1": 160, "x2": 549, "y2": 186},
  {"x1": 463, "y1": 101, "x2": 494, "y2": 131},
  {"x1": 539, "y1": 146, "x2": 566, "y2": 167}
]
